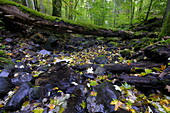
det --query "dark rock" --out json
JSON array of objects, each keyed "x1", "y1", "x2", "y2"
[
  {"x1": 94, "y1": 66, "x2": 106, "y2": 75},
  {"x1": 11, "y1": 73, "x2": 33, "y2": 85},
  {"x1": 144, "y1": 45, "x2": 170, "y2": 62},
  {"x1": 94, "y1": 56, "x2": 108, "y2": 64},
  {"x1": 0, "y1": 77, "x2": 12, "y2": 94},
  {"x1": 44, "y1": 36, "x2": 58, "y2": 50},
  {"x1": 83, "y1": 73, "x2": 95, "y2": 79},
  {"x1": 87, "y1": 82, "x2": 121, "y2": 113},
  {"x1": 29, "y1": 86, "x2": 45, "y2": 101},
  {"x1": 4, "y1": 82, "x2": 32, "y2": 110},
  {"x1": 0, "y1": 69, "x2": 10, "y2": 77},
  {"x1": 120, "y1": 49, "x2": 131, "y2": 58}
]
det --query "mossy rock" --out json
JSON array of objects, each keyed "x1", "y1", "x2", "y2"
[
  {"x1": 0, "y1": 57, "x2": 14, "y2": 70},
  {"x1": 108, "y1": 42, "x2": 118, "y2": 47},
  {"x1": 120, "y1": 49, "x2": 131, "y2": 58}
]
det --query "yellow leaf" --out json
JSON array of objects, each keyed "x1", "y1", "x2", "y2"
[
  {"x1": 48, "y1": 104, "x2": 55, "y2": 110},
  {"x1": 160, "y1": 99, "x2": 170, "y2": 105},
  {"x1": 90, "y1": 91, "x2": 97, "y2": 96},
  {"x1": 22, "y1": 101, "x2": 30, "y2": 107},
  {"x1": 6, "y1": 53, "x2": 13, "y2": 56},
  {"x1": 32, "y1": 107, "x2": 44, "y2": 113},
  {"x1": 163, "y1": 105, "x2": 170, "y2": 112},
  {"x1": 161, "y1": 65, "x2": 166, "y2": 71},
  {"x1": 52, "y1": 87, "x2": 59, "y2": 90},
  {"x1": 110, "y1": 99, "x2": 123, "y2": 111},
  {"x1": 80, "y1": 101, "x2": 86, "y2": 108},
  {"x1": 0, "y1": 104, "x2": 4, "y2": 108},
  {"x1": 59, "y1": 107, "x2": 65, "y2": 113}
]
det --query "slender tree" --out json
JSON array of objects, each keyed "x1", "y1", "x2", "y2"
[
  {"x1": 145, "y1": 0, "x2": 153, "y2": 21},
  {"x1": 21, "y1": 0, "x2": 27, "y2": 6},
  {"x1": 52, "y1": 0, "x2": 62, "y2": 17}
]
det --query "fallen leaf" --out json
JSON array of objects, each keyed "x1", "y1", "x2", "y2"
[
  {"x1": 160, "y1": 65, "x2": 166, "y2": 71},
  {"x1": 165, "y1": 85, "x2": 170, "y2": 92},
  {"x1": 32, "y1": 107, "x2": 44, "y2": 113},
  {"x1": 90, "y1": 91, "x2": 97, "y2": 96},
  {"x1": 0, "y1": 104, "x2": 4, "y2": 108},
  {"x1": 48, "y1": 104, "x2": 55, "y2": 110},
  {"x1": 110, "y1": 99, "x2": 123, "y2": 111}
]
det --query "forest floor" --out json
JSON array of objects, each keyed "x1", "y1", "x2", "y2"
[{"x1": 0, "y1": 18, "x2": 170, "y2": 113}]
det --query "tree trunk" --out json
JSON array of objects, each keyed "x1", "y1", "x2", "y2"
[
  {"x1": 21, "y1": 0, "x2": 27, "y2": 6},
  {"x1": 159, "y1": 12, "x2": 170, "y2": 38},
  {"x1": 145, "y1": 0, "x2": 153, "y2": 21},
  {"x1": 163, "y1": 0, "x2": 170, "y2": 20},
  {"x1": 52, "y1": 0, "x2": 62, "y2": 17}
]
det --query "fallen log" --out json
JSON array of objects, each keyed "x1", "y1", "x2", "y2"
[
  {"x1": 113, "y1": 73, "x2": 170, "y2": 88},
  {"x1": 0, "y1": 0, "x2": 156, "y2": 39},
  {"x1": 72, "y1": 62, "x2": 164, "y2": 73}
]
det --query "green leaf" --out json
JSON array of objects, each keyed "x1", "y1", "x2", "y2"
[
  {"x1": 32, "y1": 107, "x2": 44, "y2": 113},
  {"x1": 122, "y1": 82, "x2": 132, "y2": 90},
  {"x1": 140, "y1": 72, "x2": 147, "y2": 76},
  {"x1": 144, "y1": 69, "x2": 152, "y2": 74},
  {"x1": 80, "y1": 101, "x2": 86, "y2": 108},
  {"x1": 89, "y1": 80, "x2": 98, "y2": 86}
]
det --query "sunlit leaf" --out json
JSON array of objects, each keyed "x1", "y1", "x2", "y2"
[
  {"x1": 90, "y1": 91, "x2": 97, "y2": 96},
  {"x1": 139, "y1": 72, "x2": 147, "y2": 76},
  {"x1": 163, "y1": 105, "x2": 170, "y2": 112},
  {"x1": 49, "y1": 104, "x2": 55, "y2": 110},
  {"x1": 59, "y1": 107, "x2": 65, "y2": 113},
  {"x1": 89, "y1": 80, "x2": 98, "y2": 86},
  {"x1": 114, "y1": 85, "x2": 122, "y2": 92},
  {"x1": 0, "y1": 104, "x2": 4, "y2": 108},
  {"x1": 80, "y1": 101, "x2": 86, "y2": 108},
  {"x1": 32, "y1": 107, "x2": 44, "y2": 113},
  {"x1": 22, "y1": 101, "x2": 30, "y2": 107},
  {"x1": 87, "y1": 67, "x2": 93, "y2": 74},
  {"x1": 144, "y1": 69, "x2": 152, "y2": 74},
  {"x1": 152, "y1": 67, "x2": 161, "y2": 72},
  {"x1": 52, "y1": 87, "x2": 59, "y2": 90},
  {"x1": 160, "y1": 65, "x2": 166, "y2": 71},
  {"x1": 110, "y1": 99, "x2": 123, "y2": 111},
  {"x1": 122, "y1": 82, "x2": 132, "y2": 90}
]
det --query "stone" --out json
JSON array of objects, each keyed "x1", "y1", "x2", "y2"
[
  {"x1": 94, "y1": 56, "x2": 108, "y2": 64},
  {"x1": 29, "y1": 86, "x2": 45, "y2": 101},
  {"x1": 87, "y1": 82, "x2": 121, "y2": 113},
  {"x1": 38, "y1": 50, "x2": 51, "y2": 56},
  {"x1": 4, "y1": 82, "x2": 32, "y2": 110},
  {"x1": 11, "y1": 73, "x2": 33, "y2": 85},
  {"x1": 94, "y1": 66, "x2": 106, "y2": 75},
  {"x1": 0, "y1": 77, "x2": 12, "y2": 94},
  {"x1": 0, "y1": 69, "x2": 10, "y2": 77}
]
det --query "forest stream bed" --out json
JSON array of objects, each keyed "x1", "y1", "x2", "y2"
[{"x1": 0, "y1": 28, "x2": 170, "y2": 113}]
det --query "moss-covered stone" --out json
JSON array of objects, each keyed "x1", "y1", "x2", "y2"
[{"x1": 159, "y1": 12, "x2": 170, "y2": 38}]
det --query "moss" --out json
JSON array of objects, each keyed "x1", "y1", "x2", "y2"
[
  {"x1": 0, "y1": 0, "x2": 57, "y2": 21},
  {"x1": 159, "y1": 12, "x2": 170, "y2": 38},
  {"x1": 0, "y1": 0, "x2": 119, "y2": 32}
]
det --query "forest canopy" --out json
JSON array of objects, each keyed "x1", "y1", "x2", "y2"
[{"x1": 6, "y1": 0, "x2": 167, "y2": 28}]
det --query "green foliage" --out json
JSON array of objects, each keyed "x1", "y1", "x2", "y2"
[{"x1": 122, "y1": 82, "x2": 132, "y2": 90}]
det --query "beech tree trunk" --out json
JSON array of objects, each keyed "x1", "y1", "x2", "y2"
[{"x1": 0, "y1": 2, "x2": 156, "y2": 39}]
